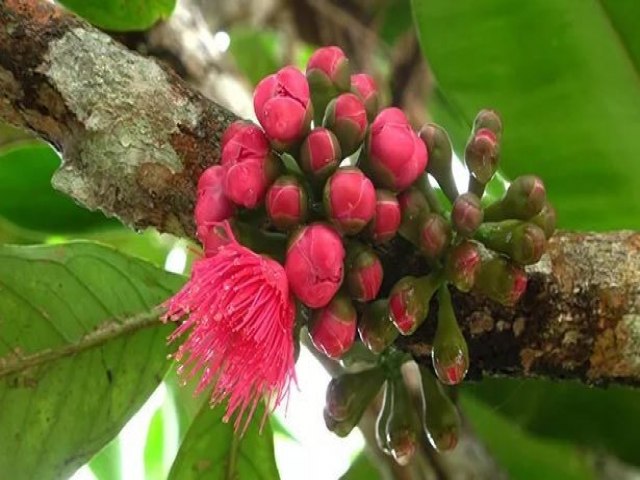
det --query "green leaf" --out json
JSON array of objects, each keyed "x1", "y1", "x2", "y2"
[
  {"x1": 340, "y1": 452, "x2": 381, "y2": 480},
  {"x1": 90, "y1": 438, "x2": 123, "y2": 480},
  {"x1": 145, "y1": 406, "x2": 167, "y2": 480},
  {"x1": 0, "y1": 142, "x2": 116, "y2": 233},
  {"x1": 0, "y1": 242, "x2": 184, "y2": 479},
  {"x1": 169, "y1": 403, "x2": 280, "y2": 480},
  {"x1": 229, "y1": 28, "x2": 284, "y2": 87},
  {"x1": 57, "y1": 0, "x2": 176, "y2": 31},
  {"x1": 411, "y1": 0, "x2": 640, "y2": 230},
  {"x1": 465, "y1": 378, "x2": 640, "y2": 468},
  {"x1": 461, "y1": 395, "x2": 596, "y2": 480}
]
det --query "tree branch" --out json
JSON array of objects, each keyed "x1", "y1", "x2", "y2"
[{"x1": 1, "y1": 1, "x2": 639, "y2": 389}]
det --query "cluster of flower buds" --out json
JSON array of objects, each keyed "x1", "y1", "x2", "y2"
[{"x1": 177, "y1": 44, "x2": 556, "y2": 461}]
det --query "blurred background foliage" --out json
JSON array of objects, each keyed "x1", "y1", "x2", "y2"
[{"x1": 2, "y1": 0, "x2": 640, "y2": 479}]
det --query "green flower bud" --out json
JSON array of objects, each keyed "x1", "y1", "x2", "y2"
[
  {"x1": 451, "y1": 193, "x2": 483, "y2": 237},
  {"x1": 484, "y1": 175, "x2": 546, "y2": 222},
  {"x1": 419, "y1": 366, "x2": 461, "y2": 452},
  {"x1": 472, "y1": 109, "x2": 502, "y2": 139},
  {"x1": 398, "y1": 186, "x2": 430, "y2": 244},
  {"x1": 530, "y1": 201, "x2": 557, "y2": 239},
  {"x1": 358, "y1": 299, "x2": 399, "y2": 354},
  {"x1": 389, "y1": 273, "x2": 442, "y2": 335},
  {"x1": 465, "y1": 128, "x2": 499, "y2": 194},
  {"x1": 475, "y1": 256, "x2": 527, "y2": 306},
  {"x1": 476, "y1": 220, "x2": 547, "y2": 265},
  {"x1": 419, "y1": 213, "x2": 452, "y2": 261},
  {"x1": 445, "y1": 241, "x2": 481, "y2": 292},
  {"x1": 420, "y1": 123, "x2": 459, "y2": 202},
  {"x1": 385, "y1": 376, "x2": 418, "y2": 466},
  {"x1": 375, "y1": 380, "x2": 394, "y2": 455},
  {"x1": 432, "y1": 286, "x2": 469, "y2": 385}
]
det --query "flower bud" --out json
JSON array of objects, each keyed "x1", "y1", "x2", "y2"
[
  {"x1": 389, "y1": 273, "x2": 441, "y2": 335},
  {"x1": 451, "y1": 192, "x2": 483, "y2": 237},
  {"x1": 476, "y1": 220, "x2": 546, "y2": 265},
  {"x1": 385, "y1": 376, "x2": 417, "y2": 466},
  {"x1": 197, "y1": 223, "x2": 233, "y2": 257},
  {"x1": 358, "y1": 299, "x2": 398, "y2": 354},
  {"x1": 351, "y1": 73, "x2": 380, "y2": 121},
  {"x1": 420, "y1": 123, "x2": 458, "y2": 202},
  {"x1": 465, "y1": 128, "x2": 499, "y2": 186},
  {"x1": 324, "y1": 93, "x2": 368, "y2": 156},
  {"x1": 375, "y1": 380, "x2": 393, "y2": 455},
  {"x1": 266, "y1": 175, "x2": 308, "y2": 230},
  {"x1": 473, "y1": 109, "x2": 502, "y2": 139},
  {"x1": 398, "y1": 187, "x2": 430, "y2": 244},
  {"x1": 419, "y1": 366, "x2": 460, "y2": 452},
  {"x1": 324, "y1": 167, "x2": 376, "y2": 234},
  {"x1": 254, "y1": 66, "x2": 313, "y2": 150},
  {"x1": 324, "y1": 366, "x2": 385, "y2": 437},
  {"x1": 307, "y1": 46, "x2": 350, "y2": 124},
  {"x1": 484, "y1": 175, "x2": 546, "y2": 222},
  {"x1": 194, "y1": 166, "x2": 235, "y2": 227},
  {"x1": 285, "y1": 223, "x2": 345, "y2": 308},
  {"x1": 345, "y1": 243, "x2": 383, "y2": 302},
  {"x1": 361, "y1": 108, "x2": 428, "y2": 192},
  {"x1": 419, "y1": 213, "x2": 451, "y2": 260},
  {"x1": 475, "y1": 256, "x2": 527, "y2": 306},
  {"x1": 368, "y1": 190, "x2": 401, "y2": 244},
  {"x1": 309, "y1": 292, "x2": 357, "y2": 359},
  {"x1": 221, "y1": 121, "x2": 279, "y2": 208},
  {"x1": 530, "y1": 201, "x2": 557, "y2": 239},
  {"x1": 445, "y1": 241, "x2": 481, "y2": 292},
  {"x1": 432, "y1": 286, "x2": 469, "y2": 385},
  {"x1": 338, "y1": 341, "x2": 379, "y2": 371},
  {"x1": 299, "y1": 127, "x2": 342, "y2": 181}
]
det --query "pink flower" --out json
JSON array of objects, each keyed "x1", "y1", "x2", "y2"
[
  {"x1": 285, "y1": 223, "x2": 345, "y2": 308},
  {"x1": 164, "y1": 222, "x2": 296, "y2": 432},
  {"x1": 350, "y1": 73, "x2": 380, "y2": 120},
  {"x1": 300, "y1": 127, "x2": 342, "y2": 180},
  {"x1": 345, "y1": 244, "x2": 383, "y2": 302},
  {"x1": 266, "y1": 175, "x2": 308, "y2": 230},
  {"x1": 309, "y1": 292, "x2": 357, "y2": 359},
  {"x1": 198, "y1": 223, "x2": 233, "y2": 257},
  {"x1": 368, "y1": 190, "x2": 401, "y2": 244},
  {"x1": 306, "y1": 46, "x2": 350, "y2": 90},
  {"x1": 324, "y1": 93, "x2": 368, "y2": 155},
  {"x1": 194, "y1": 165, "x2": 235, "y2": 228},
  {"x1": 324, "y1": 167, "x2": 376, "y2": 234},
  {"x1": 254, "y1": 66, "x2": 313, "y2": 149},
  {"x1": 221, "y1": 121, "x2": 278, "y2": 208},
  {"x1": 364, "y1": 107, "x2": 428, "y2": 191}
]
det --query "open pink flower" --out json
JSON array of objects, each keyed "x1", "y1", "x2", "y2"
[{"x1": 164, "y1": 222, "x2": 296, "y2": 432}]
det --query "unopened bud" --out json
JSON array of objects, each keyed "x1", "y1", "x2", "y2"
[
  {"x1": 530, "y1": 201, "x2": 557, "y2": 239},
  {"x1": 351, "y1": 73, "x2": 381, "y2": 121},
  {"x1": 484, "y1": 175, "x2": 546, "y2": 221},
  {"x1": 419, "y1": 213, "x2": 451, "y2": 260},
  {"x1": 385, "y1": 376, "x2": 417, "y2": 466},
  {"x1": 398, "y1": 187, "x2": 430, "y2": 244},
  {"x1": 198, "y1": 223, "x2": 233, "y2": 257},
  {"x1": 389, "y1": 273, "x2": 441, "y2": 335},
  {"x1": 324, "y1": 93, "x2": 368, "y2": 156},
  {"x1": 358, "y1": 299, "x2": 398, "y2": 354},
  {"x1": 324, "y1": 167, "x2": 376, "y2": 234},
  {"x1": 368, "y1": 190, "x2": 401, "y2": 244},
  {"x1": 307, "y1": 46, "x2": 350, "y2": 124},
  {"x1": 476, "y1": 220, "x2": 546, "y2": 265},
  {"x1": 266, "y1": 175, "x2": 308, "y2": 230},
  {"x1": 475, "y1": 256, "x2": 528, "y2": 306},
  {"x1": 419, "y1": 367, "x2": 460, "y2": 452},
  {"x1": 445, "y1": 241, "x2": 481, "y2": 292},
  {"x1": 432, "y1": 286, "x2": 469, "y2": 385},
  {"x1": 465, "y1": 128, "x2": 499, "y2": 189},
  {"x1": 300, "y1": 127, "x2": 342, "y2": 181},
  {"x1": 451, "y1": 193, "x2": 483, "y2": 237},
  {"x1": 194, "y1": 165, "x2": 235, "y2": 227},
  {"x1": 345, "y1": 243, "x2": 383, "y2": 302},
  {"x1": 420, "y1": 123, "x2": 458, "y2": 201},
  {"x1": 309, "y1": 291, "x2": 357, "y2": 359}
]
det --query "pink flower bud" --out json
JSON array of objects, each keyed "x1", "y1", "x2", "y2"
[
  {"x1": 194, "y1": 166, "x2": 235, "y2": 227},
  {"x1": 266, "y1": 175, "x2": 308, "y2": 230},
  {"x1": 221, "y1": 121, "x2": 278, "y2": 208},
  {"x1": 324, "y1": 167, "x2": 376, "y2": 234},
  {"x1": 300, "y1": 127, "x2": 342, "y2": 180},
  {"x1": 309, "y1": 292, "x2": 357, "y2": 359},
  {"x1": 198, "y1": 223, "x2": 233, "y2": 257},
  {"x1": 419, "y1": 213, "x2": 451, "y2": 260},
  {"x1": 368, "y1": 190, "x2": 401, "y2": 244},
  {"x1": 285, "y1": 223, "x2": 345, "y2": 308},
  {"x1": 306, "y1": 46, "x2": 350, "y2": 91},
  {"x1": 345, "y1": 243, "x2": 383, "y2": 302},
  {"x1": 350, "y1": 73, "x2": 380, "y2": 121},
  {"x1": 254, "y1": 66, "x2": 313, "y2": 149},
  {"x1": 324, "y1": 93, "x2": 368, "y2": 155},
  {"x1": 445, "y1": 241, "x2": 481, "y2": 292},
  {"x1": 364, "y1": 108, "x2": 428, "y2": 191}
]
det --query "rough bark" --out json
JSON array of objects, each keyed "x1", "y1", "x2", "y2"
[{"x1": 1, "y1": 0, "x2": 639, "y2": 390}]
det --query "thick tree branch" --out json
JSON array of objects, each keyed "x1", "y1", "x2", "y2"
[{"x1": 1, "y1": 1, "x2": 639, "y2": 389}]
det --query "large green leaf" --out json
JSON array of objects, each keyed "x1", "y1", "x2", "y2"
[
  {"x1": 169, "y1": 403, "x2": 280, "y2": 480},
  {"x1": 411, "y1": 0, "x2": 640, "y2": 230},
  {"x1": 0, "y1": 242, "x2": 184, "y2": 479},
  {"x1": 57, "y1": 0, "x2": 176, "y2": 31},
  {"x1": 340, "y1": 452, "x2": 381, "y2": 480},
  {"x1": 0, "y1": 142, "x2": 116, "y2": 233},
  {"x1": 464, "y1": 378, "x2": 640, "y2": 467},
  {"x1": 229, "y1": 29, "x2": 284, "y2": 87},
  {"x1": 461, "y1": 395, "x2": 596, "y2": 480}
]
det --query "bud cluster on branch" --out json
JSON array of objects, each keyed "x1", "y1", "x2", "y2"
[{"x1": 163, "y1": 45, "x2": 556, "y2": 459}]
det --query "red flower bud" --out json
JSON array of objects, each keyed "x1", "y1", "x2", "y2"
[
  {"x1": 285, "y1": 223, "x2": 345, "y2": 308},
  {"x1": 345, "y1": 243, "x2": 383, "y2": 302},
  {"x1": 324, "y1": 93, "x2": 368, "y2": 156},
  {"x1": 350, "y1": 73, "x2": 380, "y2": 121},
  {"x1": 299, "y1": 127, "x2": 342, "y2": 180},
  {"x1": 368, "y1": 190, "x2": 401, "y2": 244},
  {"x1": 389, "y1": 274, "x2": 441, "y2": 335},
  {"x1": 475, "y1": 257, "x2": 528, "y2": 306},
  {"x1": 432, "y1": 286, "x2": 469, "y2": 385},
  {"x1": 324, "y1": 167, "x2": 376, "y2": 234},
  {"x1": 451, "y1": 193, "x2": 483, "y2": 237},
  {"x1": 473, "y1": 109, "x2": 502, "y2": 139},
  {"x1": 221, "y1": 121, "x2": 278, "y2": 208},
  {"x1": 445, "y1": 241, "x2": 481, "y2": 292},
  {"x1": 419, "y1": 366, "x2": 461, "y2": 452},
  {"x1": 306, "y1": 46, "x2": 350, "y2": 91},
  {"x1": 266, "y1": 175, "x2": 308, "y2": 230},
  {"x1": 465, "y1": 127, "x2": 499, "y2": 185},
  {"x1": 309, "y1": 292, "x2": 357, "y2": 359},
  {"x1": 419, "y1": 213, "x2": 451, "y2": 260},
  {"x1": 363, "y1": 108, "x2": 428, "y2": 191},
  {"x1": 194, "y1": 165, "x2": 235, "y2": 227},
  {"x1": 254, "y1": 66, "x2": 313, "y2": 149}
]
